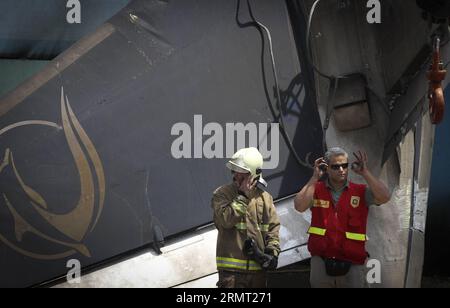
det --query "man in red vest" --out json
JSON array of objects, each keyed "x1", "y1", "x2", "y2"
[{"x1": 294, "y1": 147, "x2": 391, "y2": 288}]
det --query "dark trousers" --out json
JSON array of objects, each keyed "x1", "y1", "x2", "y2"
[{"x1": 217, "y1": 270, "x2": 267, "y2": 288}]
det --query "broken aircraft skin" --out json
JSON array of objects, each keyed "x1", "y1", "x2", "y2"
[
  {"x1": 0, "y1": 0, "x2": 448, "y2": 288},
  {"x1": 0, "y1": 0, "x2": 322, "y2": 288}
]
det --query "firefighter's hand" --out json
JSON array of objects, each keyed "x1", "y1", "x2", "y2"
[
  {"x1": 313, "y1": 157, "x2": 327, "y2": 179},
  {"x1": 262, "y1": 248, "x2": 278, "y2": 270},
  {"x1": 239, "y1": 174, "x2": 257, "y2": 198},
  {"x1": 352, "y1": 150, "x2": 368, "y2": 175},
  {"x1": 267, "y1": 255, "x2": 278, "y2": 270},
  {"x1": 262, "y1": 254, "x2": 278, "y2": 270},
  {"x1": 243, "y1": 238, "x2": 256, "y2": 257}
]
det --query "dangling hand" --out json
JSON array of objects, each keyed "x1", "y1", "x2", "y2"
[{"x1": 263, "y1": 248, "x2": 278, "y2": 270}]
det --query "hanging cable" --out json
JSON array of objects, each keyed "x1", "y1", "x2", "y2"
[
  {"x1": 247, "y1": 0, "x2": 312, "y2": 170},
  {"x1": 305, "y1": 0, "x2": 350, "y2": 152},
  {"x1": 306, "y1": 0, "x2": 347, "y2": 80}
]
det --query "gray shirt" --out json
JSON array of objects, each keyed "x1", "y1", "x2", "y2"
[{"x1": 325, "y1": 180, "x2": 376, "y2": 207}]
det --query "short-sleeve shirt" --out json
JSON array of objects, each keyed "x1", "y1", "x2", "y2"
[{"x1": 325, "y1": 180, "x2": 376, "y2": 206}]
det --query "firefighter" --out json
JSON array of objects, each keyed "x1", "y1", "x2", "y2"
[
  {"x1": 212, "y1": 147, "x2": 280, "y2": 288},
  {"x1": 294, "y1": 147, "x2": 391, "y2": 288}
]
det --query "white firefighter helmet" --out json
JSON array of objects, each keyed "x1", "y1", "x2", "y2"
[{"x1": 226, "y1": 147, "x2": 268, "y2": 187}]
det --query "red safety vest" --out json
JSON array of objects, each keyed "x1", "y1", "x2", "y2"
[{"x1": 307, "y1": 181, "x2": 369, "y2": 265}]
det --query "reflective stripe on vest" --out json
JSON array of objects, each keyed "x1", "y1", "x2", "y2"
[
  {"x1": 308, "y1": 227, "x2": 326, "y2": 236},
  {"x1": 216, "y1": 257, "x2": 261, "y2": 271},
  {"x1": 345, "y1": 232, "x2": 366, "y2": 241},
  {"x1": 308, "y1": 227, "x2": 366, "y2": 241},
  {"x1": 231, "y1": 201, "x2": 246, "y2": 215},
  {"x1": 235, "y1": 222, "x2": 246, "y2": 230},
  {"x1": 258, "y1": 224, "x2": 269, "y2": 232}
]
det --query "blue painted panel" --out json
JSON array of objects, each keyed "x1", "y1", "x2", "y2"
[{"x1": 424, "y1": 85, "x2": 450, "y2": 276}]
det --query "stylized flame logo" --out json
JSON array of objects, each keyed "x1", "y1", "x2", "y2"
[{"x1": 0, "y1": 87, "x2": 105, "y2": 260}]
